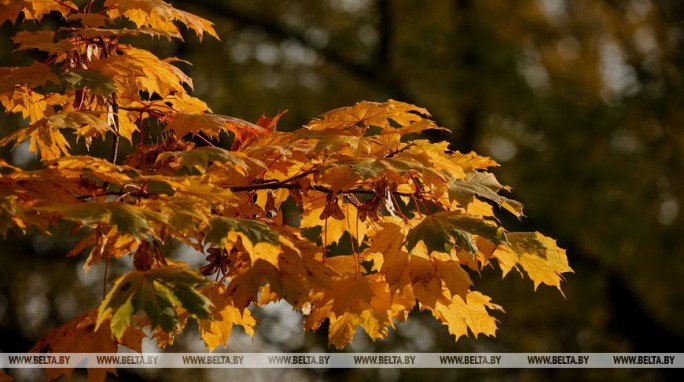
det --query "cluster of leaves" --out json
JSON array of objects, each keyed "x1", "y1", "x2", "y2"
[{"x1": 0, "y1": 0, "x2": 570, "y2": 380}]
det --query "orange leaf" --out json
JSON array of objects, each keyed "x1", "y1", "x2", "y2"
[
  {"x1": 429, "y1": 290, "x2": 503, "y2": 341},
  {"x1": 104, "y1": 0, "x2": 218, "y2": 40},
  {"x1": 0, "y1": 371, "x2": 14, "y2": 382},
  {"x1": 307, "y1": 99, "x2": 431, "y2": 131},
  {"x1": 408, "y1": 244, "x2": 442, "y2": 309},
  {"x1": 30, "y1": 310, "x2": 145, "y2": 382},
  {"x1": 167, "y1": 112, "x2": 268, "y2": 142},
  {"x1": 11, "y1": 30, "x2": 72, "y2": 54},
  {"x1": 198, "y1": 284, "x2": 256, "y2": 351},
  {"x1": 0, "y1": 62, "x2": 59, "y2": 93},
  {"x1": 91, "y1": 47, "x2": 192, "y2": 97}
]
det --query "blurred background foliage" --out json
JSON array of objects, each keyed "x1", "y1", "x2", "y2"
[{"x1": 2, "y1": 0, "x2": 684, "y2": 381}]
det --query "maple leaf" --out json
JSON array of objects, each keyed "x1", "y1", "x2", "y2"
[
  {"x1": 91, "y1": 46, "x2": 192, "y2": 97},
  {"x1": 97, "y1": 267, "x2": 212, "y2": 340},
  {"x1": 494, "y1": 232, "x2": 573, "y2": 292},
  {"x1": 224, "y1": 259, "x2": 275, "y2": 309},
  {"x1": 449, "y1": 151, "x2": 500, "y2": 171},
  {"x1": 299, "y1": 192, "x2": 369, "y2": 246},
  {"x1": 252, "y1": 230, "x2": 337, "y2": 307},
  {"x1": 408, "y1": 243, "x2": 443, "y2": 308},
  {"x1": 318, "y1": 166, "x2": 362, "y2": 193},
  {"x1": 51, "y1": 155, "x2": 136, "y2": 185},
  {"x1": 0, "y1": 62, "x2": 59, "y2": 93},
  {"x1": 156, "y1": 147, "x2": 255, "y2": 174},
  {"x1": 205, "y1": 217, "x2": 281, "y2": 266},
  {"x1": 63, "y1": 70, "x2": 117, "y2": 97},
  {"x1": 1, "y1": 112, "x2": 110, "y2": 160},
  {"x1": 0, "y1": 0, "x2": 77, "y2": 24},
  {"x1": 166, "y1": 112, "x2": 269, "y2": 142},
  {"x1": 432, "y1": 252, "x2": 472, "y2": 300},
  {"x1": 312, "y1": 274, "x2": 410, "y2": 349},
  {"x1": 36, "y1": 202, "x2": 164, "y2": 239},
  {"x1": 337, "y1": 155, "x2": 425, "y2": 181},
  {"x1": 0, "y1": 86, "x2": 52, "y2": 123},
  {"x1": 428, "y1": 290, "x2": 504, "y2": 341},
  {"x1": 0, "y1": 120, "x2": 68, "y2": 161},
  {"x1": 368, "y1": 221, "x2": 410, "y2": 293},
  {"x1": 448, "y1": 172, "x2": 524, "y2": 217},
  {"x1": 398, "y1": 141, "x2": 464, "y2": 181},
  {"x1": 406, "y1": 212, "x2": 508, "y2": 255},
  {"x1": 30, "y1": 310, "x2": 145, "y2": 382},
  {"x1": 11, "y1": 30, "x2": 72, "y2": 54},
  {"x1": 328, "y1": 313, "x2": 360, "y2": 349},
  {"x1": 307, "y1": 99, "x2": 432, "y2": 131},
  {"x1": 21, "y1": 0, "x2": 76, "y2": 21},
  {"x1": 198, "y1": 284, "x2": 256, "y2": 351},
  {"x1": 144, "y1": 174, "x2": 235, "y2": 203},
  {"x1": 104, "y1": 0, "x2": 219, "y2": 40}
]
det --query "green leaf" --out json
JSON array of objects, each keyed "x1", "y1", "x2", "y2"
[
  {"x1": 339, "y1": 156, "x2": 424, "y2": 180},
  {"x1": 37, "y1": 202, "x2": 164, "y2": 238},
  {"x1": 62, "y1": 70, "x2": 117, "y2": 96},
  {"x1": 97, "y1": 267, "x2": 211, "y2": 339},
  {"x1": 447, "y1": 172, "x2": 524, "y2": 217},
  {"x1": 406, "y1": 212, "x2": 508, "y2": 255},
  {"x1": 205, "y1": 217, "x2": 279, "y2": 248},
  {"x1": 156, "y1": 146, "x2": 253, "y2": 173}
]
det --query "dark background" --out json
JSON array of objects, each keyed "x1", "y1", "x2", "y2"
[{"x1": 2, "y1": 0, "x2": 684, "y2": 381}]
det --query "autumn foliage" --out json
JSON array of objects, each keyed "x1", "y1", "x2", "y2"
[{"x1": 0, "y1": 0, "x2": 570, "y2": 380}]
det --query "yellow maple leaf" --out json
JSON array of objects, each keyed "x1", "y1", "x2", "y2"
[
  {"x1": 432, "y1": 252, "x2": 472, "y2": 300},
  {"x1": 0, "y1": 116, "x2": 72, "y2": 161},
  {"x1": 319, "y1": 274, "x2": 411, "y2": 349},
  {"x1": 1, "y1": 112, "x2": 110, "y2": 159},
  {"x1": 299, "y1": 191, "x2": 369, "y2": 246},
  {"x1": 307, "y1": 99, "x2": 430, "y2": 131},
  {"x1": 408, "y1": 242, "x2": 442, "y2": 308},
  {"x1": 328, "y1": 313, "x2": 360, "y2": 349},
  {"x1": 493, "y1": 232, "x2": 572, "y2": 292},
  {"x1": 104, "y1": 0, "x2": 218, "y2": 41},
  {"x1": 0, "y1": 0, "x2": 76, "y2": 24},
  {"x1": 367, "y1": 220, "x2": 411, "y2": 293},
  {"x1": 198, "y1": 285, "x2": 256, "y2": 351},
  {"x1": 0, "y1": 86, "x2": 49, "y2": 124},
  {"x1": 30, "y1": 310, "x2": 145, "y2": 382},
  {"x1": 23, "y1": 0, "x2": 76, "y2": 21},
  {"x1": 428, "y1": 290, "x2": 503, "y2": 341},
  {"x1": 91, "y1": 47, "x2": 191, "y2": 97},
  {"x1": 318, "y1": 165, "x2": 362, "y2": 193}
]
